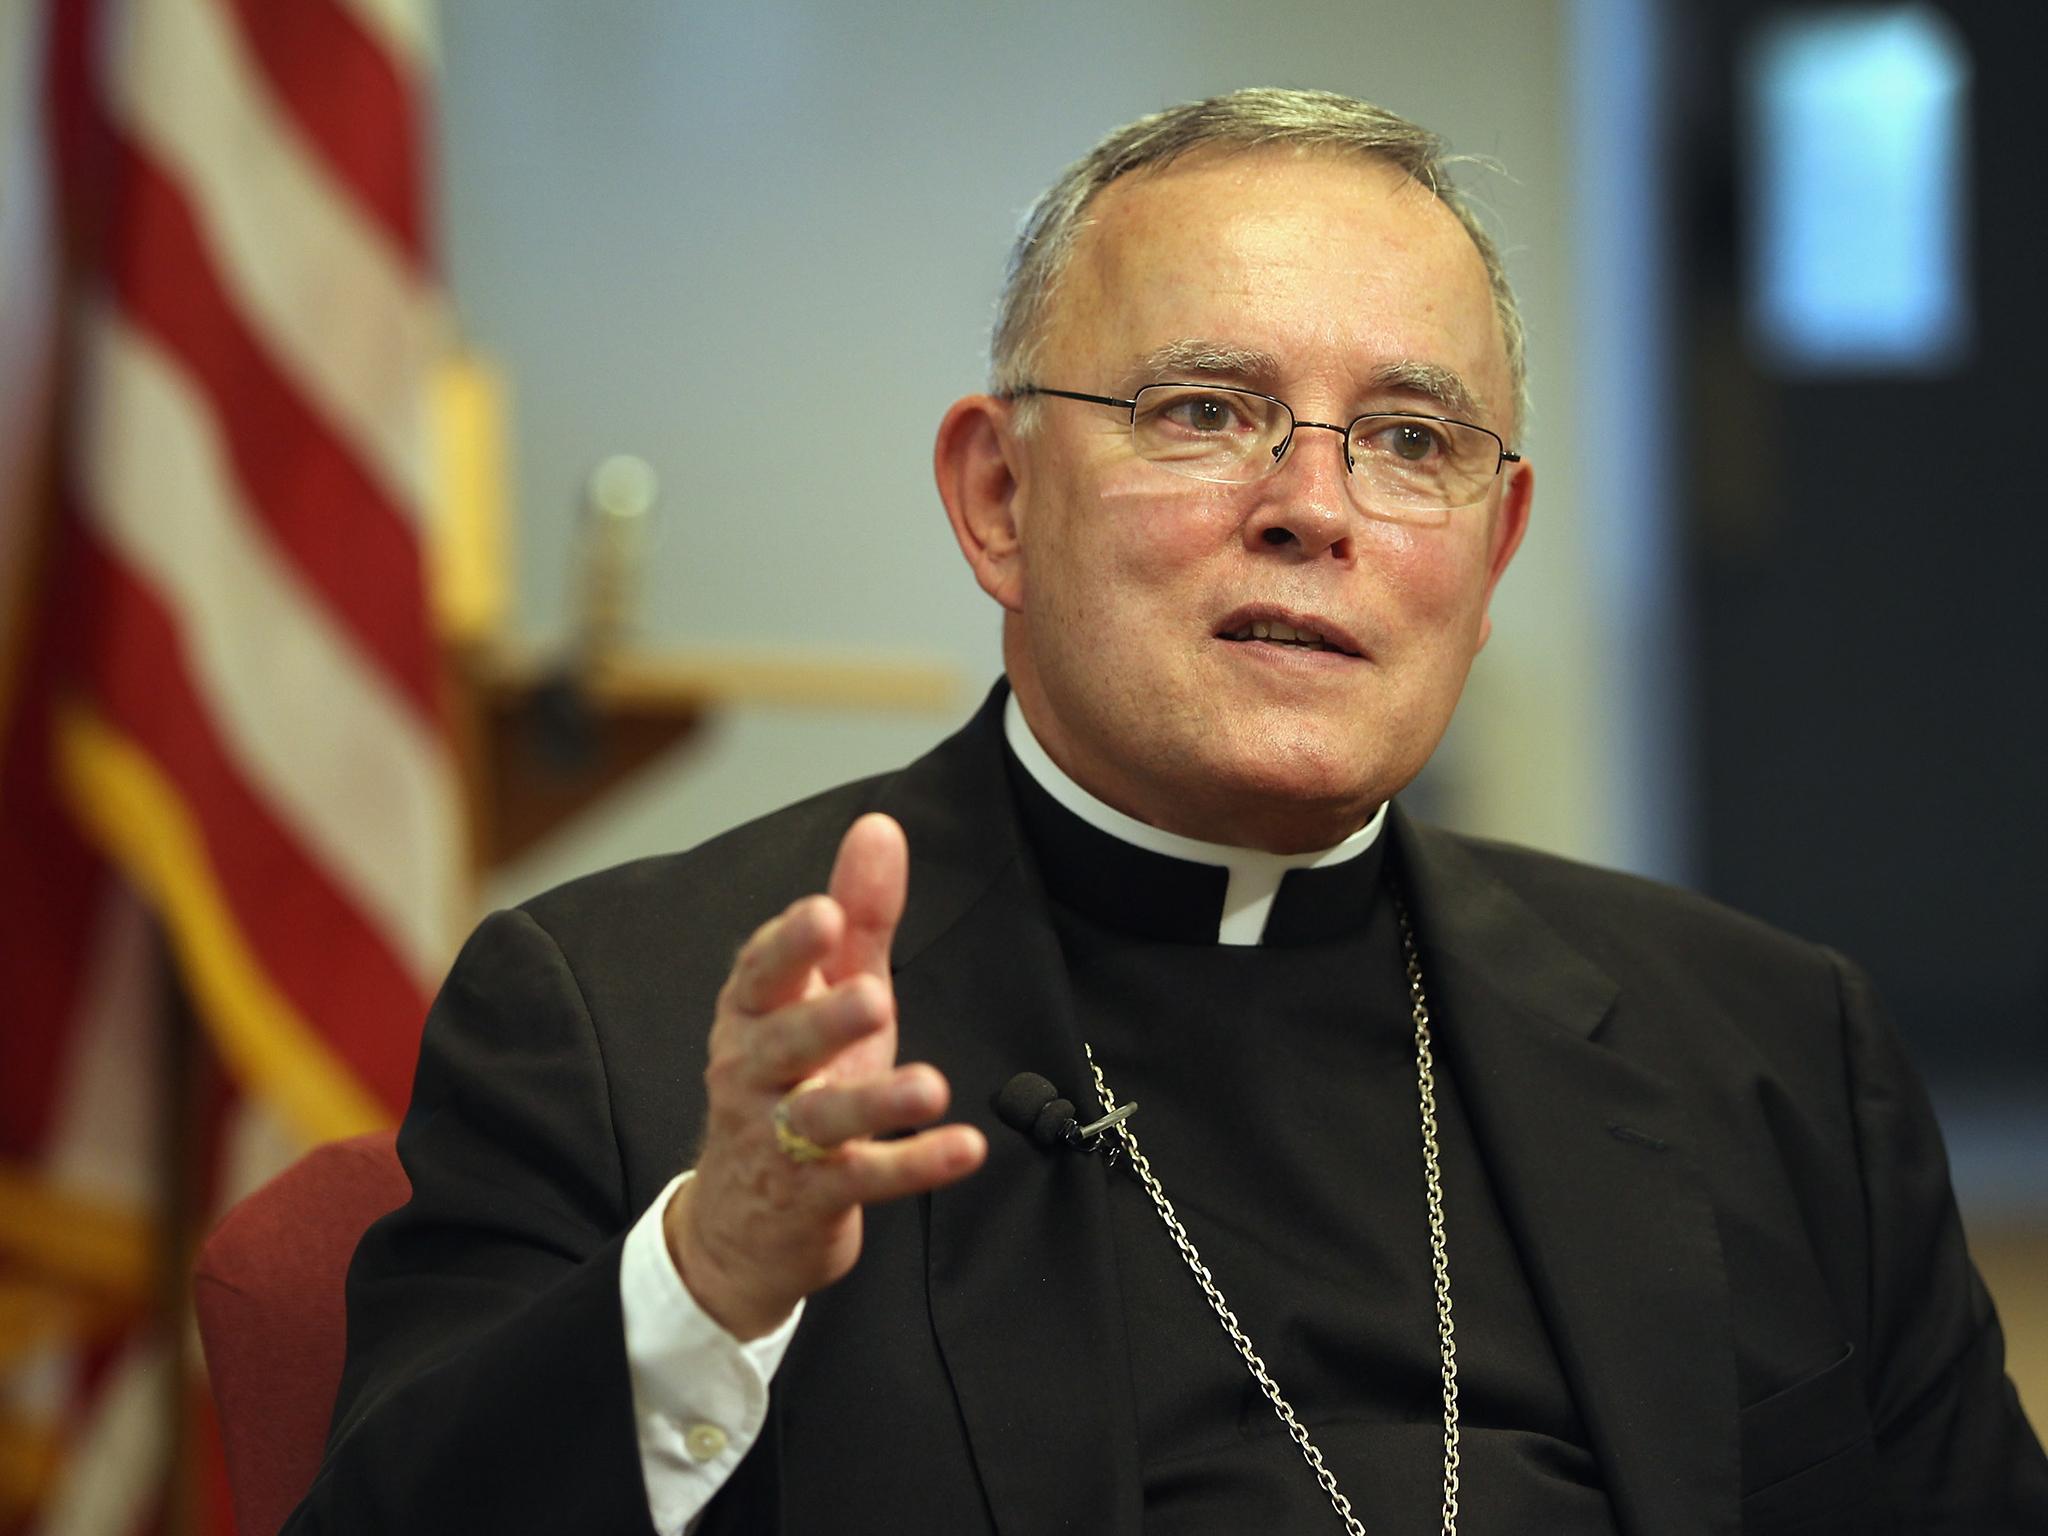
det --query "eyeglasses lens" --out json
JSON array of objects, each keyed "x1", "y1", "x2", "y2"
[
  {"x1": 1129, "y1": 385, "x2": 1286, "y2": 478},
  {"x1": 1126, "y1": 384, "x2": 1497, "y2": 512}
]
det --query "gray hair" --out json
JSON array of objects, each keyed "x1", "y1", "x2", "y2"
[{"x1": 991, "y1": 88, "x2": 1526, "y2": 436}]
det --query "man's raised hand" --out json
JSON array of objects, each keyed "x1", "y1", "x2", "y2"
[{"x1": 663, "y1": 813, "x2": 987, "y2": 1339}]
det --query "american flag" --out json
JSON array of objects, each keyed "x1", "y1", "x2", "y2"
[{"x1": 0, "y1": 0, "x2": 460, "y2": 1528}]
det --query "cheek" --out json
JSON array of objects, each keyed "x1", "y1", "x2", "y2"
[
  {"x1": 1072, "y1": 471, "x2": 1239, "y2": 581},
  {"x1": 1094, "y1": 458, "x2": 1238, "y2": 513},
  {"x1": 1359, "y1": 522, "x2": 1490, "y2": 622}
]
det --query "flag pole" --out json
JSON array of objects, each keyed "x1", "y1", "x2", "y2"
[{"x1": 156, "y1": 926, "x2": 209, "y2": 1536}]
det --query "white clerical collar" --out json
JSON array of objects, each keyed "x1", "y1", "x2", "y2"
[{"x1": 1003, "y1": 693, "x2": 1387, "y2": 947}]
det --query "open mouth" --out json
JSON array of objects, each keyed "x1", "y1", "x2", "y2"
[{"x1": 1218, "y1": 618, "x2": 1361, "y2": 657}]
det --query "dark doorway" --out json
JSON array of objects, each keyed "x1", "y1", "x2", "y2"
[{"x1": 1674, "y1": 0, "x2": 2047, "y2": 1086}]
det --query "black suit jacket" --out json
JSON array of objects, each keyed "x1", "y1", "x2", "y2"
[{"x1": 291, "y1": 687, "x2": 2048, "y2": 1535}]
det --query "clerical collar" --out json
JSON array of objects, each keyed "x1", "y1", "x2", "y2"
[{"x1": 1002, "y1": 693, "x2": 1388, "y2": 947}]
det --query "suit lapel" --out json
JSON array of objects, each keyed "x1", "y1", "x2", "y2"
[
  {"x1": 879, "y1": 694, "x2": 1144, "y2": 1536},
  {"x1": 1395, "y1": 812, "x2": 1739, "y2": 1536}
]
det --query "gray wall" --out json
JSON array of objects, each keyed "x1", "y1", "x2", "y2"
[{"x1": 438, "y1": 0, "x2": 1637, "y2": 909}]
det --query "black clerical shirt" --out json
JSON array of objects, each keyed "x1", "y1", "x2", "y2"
[{"x1": 1006, "y1": 747, "x2": 1623, "y2": 1534}]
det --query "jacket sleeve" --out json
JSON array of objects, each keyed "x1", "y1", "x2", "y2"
[
  {"x1": 281, "y1": 908, "x2": 665, "y2": 1535},
  {"x1": 1839, "y1": 952, "x2": 2048, "y2": 1531}
]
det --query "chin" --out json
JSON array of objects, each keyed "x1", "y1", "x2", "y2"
[{"x1": 1195, "y1": 743, "x2": 1384, "y2": 825}]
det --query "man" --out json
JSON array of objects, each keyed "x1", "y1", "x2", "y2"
[{"x1": 290, "y1": 90, "x2": 2048, "y2": 1534}]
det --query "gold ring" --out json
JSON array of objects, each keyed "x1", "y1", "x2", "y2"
[{"x1": 772, "y1": 1075, "x2": 833, "y2": 1163}]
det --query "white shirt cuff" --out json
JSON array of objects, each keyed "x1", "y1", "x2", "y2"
[{"x1": 620, "y1": 1171, "x2": 803, "y2": 1536}]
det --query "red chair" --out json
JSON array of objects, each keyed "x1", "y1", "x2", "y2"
[{"x1": 194, "y1": 1131, "x2": 409, "y2": 1536}]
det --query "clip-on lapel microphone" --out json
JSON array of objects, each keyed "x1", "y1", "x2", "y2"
[{"x1": 993, "y1": 1071, "x2": 1137, "y2": 1152}]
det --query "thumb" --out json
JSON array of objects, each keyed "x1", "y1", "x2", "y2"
[{"x1": 823, "y1": 813, "x2": 907, "y2": 983}]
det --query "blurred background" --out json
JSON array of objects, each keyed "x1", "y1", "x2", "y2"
[{"x1": 1, "y1": 0, "x2": 2040, "y2": 1530}]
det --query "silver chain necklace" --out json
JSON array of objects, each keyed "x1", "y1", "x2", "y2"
[{"x1": 1081, "y1": 887, "x2": 1460, "y2": 1536}]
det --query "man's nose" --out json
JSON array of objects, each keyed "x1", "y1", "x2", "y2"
[{"x1": 1242, "y1": 421, "x2": 1357, "y2": 559}]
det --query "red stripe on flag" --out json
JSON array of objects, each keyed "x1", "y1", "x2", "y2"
[
  {"x1": 78, "y1": 534, "x2": 430, "y2": 1118},
  {"x1": 0, "y1": 563, "x2": 109, "y2": 1156},
  {"x1": 45, "y1": 0, "x2": 116, "y2": 262},
  {"x1": 211, "y1": 0, "x2": 428, "y2": 268},
  {"x1": 0, "y1": 731, "x2": 104, "y2": 1157},
  {"x1": 103, "y1": 135, "x2": 442, "y2": 728}
]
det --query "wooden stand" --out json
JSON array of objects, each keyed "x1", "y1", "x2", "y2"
[{"x1": 446, "y1": 639, "x2": 961, "y2": 875}]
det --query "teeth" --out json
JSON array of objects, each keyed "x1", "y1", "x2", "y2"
[{"x1": 1231, "y1": 620, "x2": 1330, "y2": 650}]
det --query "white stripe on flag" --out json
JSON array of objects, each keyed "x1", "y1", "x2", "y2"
[
  {"x1": 77, "y1": 306, "x2": 460, "y2": 987},
  {"x1": 33, "y1": 1337, "x2": 172, "y2": 1536},
  {"x1": 108, "y1": 0, "x2": 444, "y2": 516},
  {"x1": 215, "y1": 1095, "x2": 305, "y2": 1216},
  {"x1": 333, "y1": 0, "x2": 438, "y2": 73}
]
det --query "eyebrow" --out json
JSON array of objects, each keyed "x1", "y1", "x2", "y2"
[
  {"x1": 1127, "y1": 339, "x2": 1285, "y2": 387},
  {"x1": 1366, "y1": 361, "x2": 1489, "y2": 425},
  {"x1": 1125, "y1": 343, "x2": 1490, "y2": 426}
]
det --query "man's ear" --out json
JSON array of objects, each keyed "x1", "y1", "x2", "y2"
[
  {"x1": 934, "y1": 394, "x2": 1027, "y2": 614},
  {"x1": 1474, "y1": 457, "x2": 1533, "y2": 653}
]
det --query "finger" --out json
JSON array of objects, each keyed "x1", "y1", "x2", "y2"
[
  {"x1": 727, "y1": 895, "x2": 843, "y2": 1015},
  {"x1": 823, "y1": 814, "x2": 906, "y2": 984},
  {"x1": 782, "y1": 1063, "x2": 950, "y2": 1149},
  {"x1": 829, "y1": 1124, "x2": 987, "y2": 1206},
  {"x1": 743, "y1": 974, "x2": 890, "y2": 1087}
]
